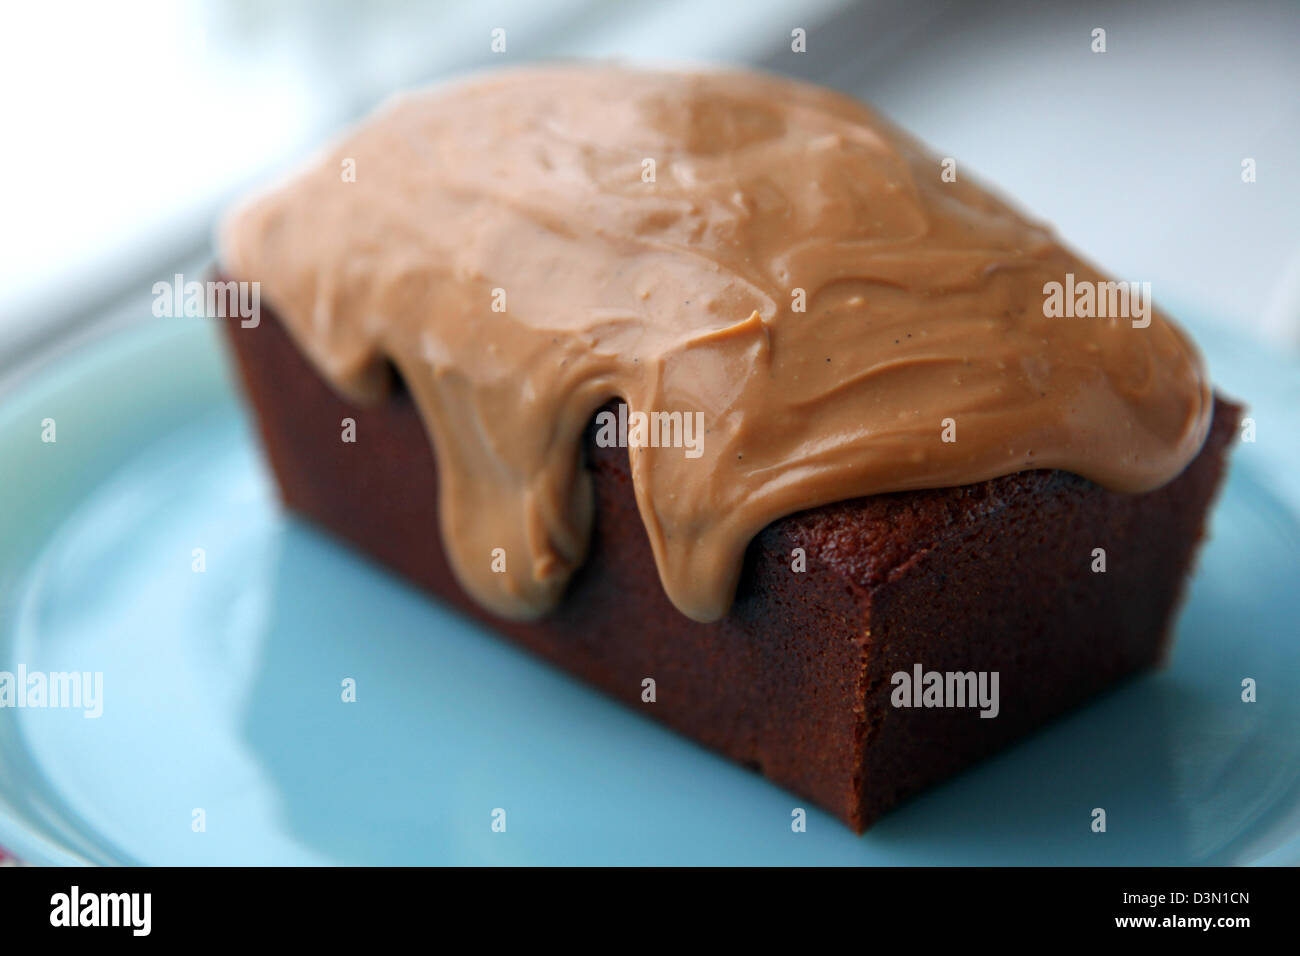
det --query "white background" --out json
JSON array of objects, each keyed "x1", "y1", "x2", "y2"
[{"x1": 1, "y1": 0, "x2": 1297, "y2": 362}]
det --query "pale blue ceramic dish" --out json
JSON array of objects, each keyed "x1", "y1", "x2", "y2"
[{"x1": 1, "y1": 312, "x2": 1296, "y2": 865}]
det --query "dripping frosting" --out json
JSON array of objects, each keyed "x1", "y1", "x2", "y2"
[{"x1": 220, "y1": 65, "x2": 1212, "y2": 623}]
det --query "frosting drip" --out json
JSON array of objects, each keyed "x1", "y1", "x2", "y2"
[{"x1": 221, "y1": 66, "x2": 1212, "y2": 622}]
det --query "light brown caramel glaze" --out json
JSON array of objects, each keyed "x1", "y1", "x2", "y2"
[{"x1": 220, "y1": 65, "x2": 1212, "y2": 622}]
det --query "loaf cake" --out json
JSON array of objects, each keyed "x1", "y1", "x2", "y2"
[{"x1": 217, "y1": 65, "x2": 1238, "y2": 832}]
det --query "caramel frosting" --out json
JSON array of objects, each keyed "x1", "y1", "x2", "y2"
[{"x1": 220, "y1": 65, "x2": 1212, "y2": 623}]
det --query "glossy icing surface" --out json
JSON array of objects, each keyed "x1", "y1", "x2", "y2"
[{"x1": 221, "y1": 66, "x2": 1211, "y2": 621}]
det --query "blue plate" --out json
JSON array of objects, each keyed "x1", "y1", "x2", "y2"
[{"x1": 1, "y1": 314, "x2": 1297, "y2": 866}]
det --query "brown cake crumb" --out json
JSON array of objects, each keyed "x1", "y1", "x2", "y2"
[{"x1": 222, "y1": 303, "x2": 1239, "y2": 831}]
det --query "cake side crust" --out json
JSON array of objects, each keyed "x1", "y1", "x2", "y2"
[{"x1": 220, "y1": 302, "x2": 1239, "y2": 832}]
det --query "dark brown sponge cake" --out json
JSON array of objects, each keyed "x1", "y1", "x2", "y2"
[{"x1": 220, "y1": 295, "x2": 1239, "y2": 832}]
